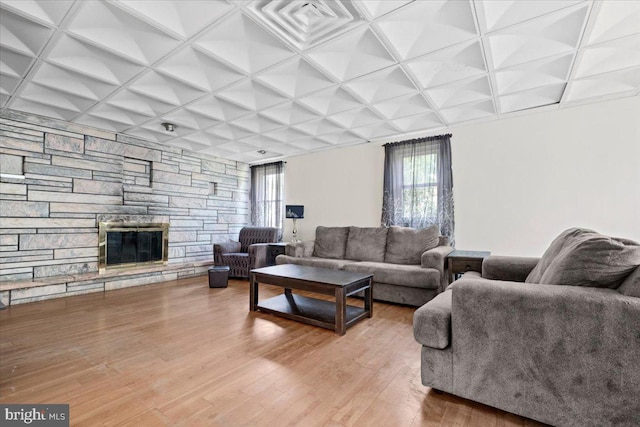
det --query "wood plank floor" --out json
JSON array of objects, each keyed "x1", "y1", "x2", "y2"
[{"x1": 0, "y1": 276, "x2": 546, "y2": 427}]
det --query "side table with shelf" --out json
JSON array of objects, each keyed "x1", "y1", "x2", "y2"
[
  {"x1": 266, "y1": 243, "x2": 288, "y2": 266},
  {"x1": 447, "y1": 250, "x2": 491, "y2": 284}
]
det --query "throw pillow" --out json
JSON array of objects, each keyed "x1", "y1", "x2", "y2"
[
  {"x1": 384, "y1": 225, "x2": 440, "y2": 265},
  {"x1": 345, "y1": 227, "x2": 388, "y2": 262},
  {"x1": 313, "y1": 226, "x2": 349, "y2": 259},
  {"x1": 525, "y1": 228, "x2": 587, "y2": 283},
  {"x1": 538, "y1": 230, "x2": 640, "y2": 288}
]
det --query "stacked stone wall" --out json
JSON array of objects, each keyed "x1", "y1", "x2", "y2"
[{"x1": 0, "y1": 110, "x2": 249, "y2": 304}]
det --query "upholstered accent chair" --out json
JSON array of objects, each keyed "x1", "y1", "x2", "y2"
[
  {"x1": 413, "y1": 228, "x2": 640, "y2": 427},
  {"x1": 213, "y1": 227, "x2": 279, "y2": 279}
]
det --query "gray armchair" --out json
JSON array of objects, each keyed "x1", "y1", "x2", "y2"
[
  {"x1": 214, "y1": 227, "x2": 279, "y2": 278},
  {"x1": 413, "y1": 228, "x2": 640, "y2": 427}
]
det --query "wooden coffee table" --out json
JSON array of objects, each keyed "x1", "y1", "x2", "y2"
[{"x1": 250, "y1": 264, "x2": 373, "y2": 335}]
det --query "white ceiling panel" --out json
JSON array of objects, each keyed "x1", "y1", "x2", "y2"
[
  {"x1": 305, "y1": 26, "x2": 395, "y2": 81},
  {"x1": 476, "y1": 0, "x2": 584, "y2": 33},
  {"x1": 374, "y1": 0, "x2": 477, "y2": 60},
  {"x1": 343, "y1": 65, "x2": 417, "y2": 103},
  {"x1": 194, "y1": 11, "x2": 296, "y2": 74},
  {"x1": 112, "y1": 0, "x2": 234, "y2": 40},
  {"x1": 45, "y1": 33, "x2": 146, "y2": 85},
  {"x1": 389, "y1": 112, "x2": 444, "y2": 133},
  {"x1": 353, "y1": 0, "x2": 413, "y2": 20},
  {"x1": 486, "y1": 4, "x2": 589, "y2": 70},
  {"x1": 0, "y1": 8, "x2": 53, "y2": 57},
  {"x1": 254, "y1": 57, "x2": 335, "y2": 98},
  {"x1": 106, "y1": 89, "x2": 173, "y2": 118},
  {"x1": 217, "y1": 79, "x2": 289, "y2": 111},
  {"x1": 1, "y1": 0, "x2": 73, "y2": 27},
  {"x1": 260, "y1": 101, "x2": 319, "y2": 125},
  {"x1": 564, "y1": 67, "x2": 640, "y2": 102},
  {"x1": 297, "y1": 86, "x2": 363, "y2": 115},
  {"x1": 426, "y1": 75, "x2": 493, "y2": 109},
  {"x1": 350, "y1": 121, "x2": 401, "y2": 140},
  {"x1": 328, "y1": 106, "x2": 383, "y2": 129},
  {"x1": 1, "y1": 0, "x2": 638, "y2": 164},
  {"x1": 406, "y1": 40, "x2": 487, "y2": 89},
  {"x1": 440, "y1": 99, "x2": 496, "y2": 124},
  {"x1": 0, "y1": 46, "x2": 35, "y2": 78},
  {"x1": 573, "y1": 33, "x2": 640, "y2": 78},
  {"x1": 66, "y1": 1, "x2": 182, "y2": 66},
  {"x1": 499, "y1": 83, "x2": 566, "y2": 113},
  {"x1": 155, "y1": 46, "x2": 245, "y2": 92},
  {"x1": 185, "y1": 95, "x2": 252, "y2": 122},
  {"x1": 494, "y1": 53, "x2": 574, "y2": 95},
  {"x1": 587, "y1": 0, "x2": 640, "y2": 45},
  {"x1": 372, "y1": 93, "x2": 433, "y2": 120}
]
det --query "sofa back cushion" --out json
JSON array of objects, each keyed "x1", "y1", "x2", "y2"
[
  {"x1": 384, "y1": 225, "x2": 439, "y2": 265},
  {"x1": 617, "y1": 265, "x2": 640, "y2": 298},
  {"x1": 313, "y1": 226, "x2": 349, "y2": 259},
  {"x1": 527, "y1": 228, "x2": 640, "y2": 288},
  {"x1": 238, "y1": 227, "x2": 279, "y2": 252},
  {"x1": 525, "y1": 228, "x2": 584, "y2": 283},
  {"x1": 345, "y1": 227, "x2": 388, "y2": 262}
]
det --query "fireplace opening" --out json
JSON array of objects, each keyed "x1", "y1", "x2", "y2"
[{"x1": 99, "y1": 222, "x2": 169, "y2": 273}]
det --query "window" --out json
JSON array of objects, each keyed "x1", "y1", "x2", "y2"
[
  {"x1": 402, "y1": 151, "x2": 439, "y2": 225},
  {"x1": 382, "y1": 134, "x2": 454, "y2": 243},
  {"x1": 250, "y1": 161, "x2": 284, "y2": 231}
]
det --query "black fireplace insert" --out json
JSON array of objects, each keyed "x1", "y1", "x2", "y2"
[{"x1": 99, "y1": 222, "x2": 169, "y2": 272}]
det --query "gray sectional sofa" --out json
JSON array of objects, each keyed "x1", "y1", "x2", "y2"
[
  {"x1": 413, "y1": 228, "x2": 640, "y2": 427},
  {"x1": 276, "y1": 225, "x2": 453, "y2": 307}
]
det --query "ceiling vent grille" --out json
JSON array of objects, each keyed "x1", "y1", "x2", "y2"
[{"x1": 245, "y1": 0, "x2": 364, "y2": 50}]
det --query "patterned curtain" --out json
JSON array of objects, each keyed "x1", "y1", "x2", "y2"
[
  {"x1": 381, "y1": 134, "x2": 455, "y2": 244},
  {"x1": 250, "y1": 161, "x2": 284, "y2": 231}
]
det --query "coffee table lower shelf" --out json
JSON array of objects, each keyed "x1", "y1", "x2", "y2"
[{"x1": 256, "y1": 294, "x2": 368, "y2": 332}]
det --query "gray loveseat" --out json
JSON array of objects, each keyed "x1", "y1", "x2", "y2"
[
  {"x1": 413, "y1": 228, "x2": 640, "y2": 427},
  {"x1": 276, "y1": 225, "x2": 453, "y2": 307}
]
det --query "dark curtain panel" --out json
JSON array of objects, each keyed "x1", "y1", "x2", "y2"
[
  {"x1": 381, "y1": 134, "x2": 455, "y2": 244},
  {"x1": 250, "y1": 161, "x2": 284, "y2": 231}
]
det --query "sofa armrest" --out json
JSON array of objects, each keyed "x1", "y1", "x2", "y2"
[
  {"x1": 285, "y1": 241, "x2": 315, "y2": 257},
  {"x1": 450, "y1": 278, "x2": 640, "y2": 425},
  {"x1": 421, "y1": 245, "x2": 454, "y2": 293},
  {"x1": 248, "y1": 243, "x2": 270, "y2": 269},
  {"x1": 481, "y1": 255, "x2": 539, "y2": 282},
  {"x1": 414, "y1": 289, "x2": 452, "y2": 349},
  {"x1": 213, "y1": 241, "x2": 241, "y2": 264}
]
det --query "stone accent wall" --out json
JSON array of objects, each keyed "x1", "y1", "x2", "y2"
[{"x1": 0, "y1": 109, "x2": 249, "y2": 283}]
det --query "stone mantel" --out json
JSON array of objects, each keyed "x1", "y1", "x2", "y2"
[{"x1": 96, "y1": 214, "x2": 170, "y2": 225}]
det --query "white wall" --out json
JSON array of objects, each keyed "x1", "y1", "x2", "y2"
[
  {"x1": 283, "y1": 143, "x2": 384, "y2": 241},
  {"x1": 284, "y1": 97, "x2": 640, "y2": 256}
]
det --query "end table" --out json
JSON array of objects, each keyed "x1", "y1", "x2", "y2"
[{"x1": 447, "y1": 250, "x2": 491, "y2": 284}]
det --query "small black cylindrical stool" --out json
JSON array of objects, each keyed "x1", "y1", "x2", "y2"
[{"x1": 208, "y1": 266, "x2": 230, "y2": 288}]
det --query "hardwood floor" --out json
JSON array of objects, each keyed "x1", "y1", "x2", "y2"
[{"x1": 0, "y1": 276, "x2": 546, "y2": 426}]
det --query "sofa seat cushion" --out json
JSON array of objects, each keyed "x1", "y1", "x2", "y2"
[
  {"x1": 385, "y1": 225, "x2": 439, "y2": 265},
  {"x1": 527, "y1": 228, "x2": 640, "y2": 288},
  {"x1": 343, "y1": 261, "x2": 439, "y2": 289},
  {"x1": 313, "y1": 226, "x2": 349, "y2": 259},
  {"x1": 345, "y1": 226, "x2": 388, "y2": 262},
  {"x1": 413, "y1": 290, "x2": 452, "y2": 348},
  {"x1": 222, "y1": 253, "x2": 248, "y2": 262},
  {"x1": 275, "y1": 255, "x2": 354, "y2": 270}
]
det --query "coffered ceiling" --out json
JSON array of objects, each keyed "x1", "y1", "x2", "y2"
[{"x1": 1, "y1": 0, "x2": 639, "y2": 163}]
